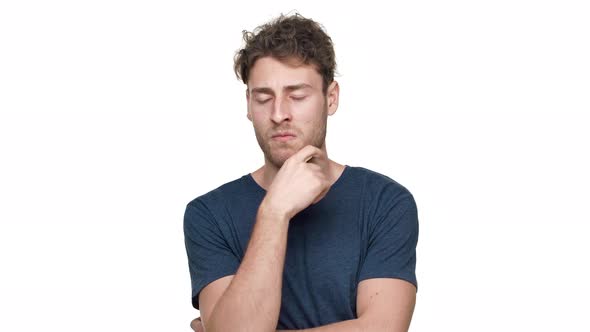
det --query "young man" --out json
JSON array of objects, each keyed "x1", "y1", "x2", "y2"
[{"x1": 184, "y1": 13, "x2": 419, "y2": 332}]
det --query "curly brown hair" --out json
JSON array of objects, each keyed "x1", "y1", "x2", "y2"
[{"x1": 233, "y1": 13, "x2": 337, "y2": 95}]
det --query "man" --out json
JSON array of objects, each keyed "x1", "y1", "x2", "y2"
[{"x1": 184, "y1": 13, "x2": 419, "y2": 332}]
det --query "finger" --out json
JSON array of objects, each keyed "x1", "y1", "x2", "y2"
[
  {"x1": 306, "y1": 151, "x2": 329, "y2": 171},
  {"x1": 295, "y1": 145, "x2": 322, "y2": 164},
  {"x1": 190, "y1": 317, "x2": 201, "y2": 331}
]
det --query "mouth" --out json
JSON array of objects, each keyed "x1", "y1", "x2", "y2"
[
  {"x1": 272, "y1": 132, "x2": 297, "y2": 142},
  {"x1": 272, "y1": 134, "x2": 296, "y2": 142}
]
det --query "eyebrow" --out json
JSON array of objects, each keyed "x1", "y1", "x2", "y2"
[{"x1": 250, "y1": 83, "x2": 313, "y2": 95}]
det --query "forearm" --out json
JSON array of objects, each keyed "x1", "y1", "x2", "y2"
[
  {"x1": 276, "y1": 317, "x2": 365, "y2": 332},
  {"x1": 207, "y1": 202, "x2": 290, "y2": 332}
]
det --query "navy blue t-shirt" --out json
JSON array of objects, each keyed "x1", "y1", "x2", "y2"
[{"x1": 183, "y1": 165, "x2": 419, "y2": 330}]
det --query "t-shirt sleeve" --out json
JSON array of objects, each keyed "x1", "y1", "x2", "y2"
[
  {"x1": 358, "y1": 194, "x2": 419, "y2": 292},
  {"x1": 183, "y1": 198, "x2": 240, "y2": 309}
]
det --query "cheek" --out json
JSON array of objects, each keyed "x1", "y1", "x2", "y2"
[
  {"x1": 296, "y1": 99, "x2": 324, "y2": 118},
  {"x1": 251, "y1": 118, "x2": 269, "y2": 136},
  {"x1": 250, "y1": 111, "x2": 265, "y2": 124}
]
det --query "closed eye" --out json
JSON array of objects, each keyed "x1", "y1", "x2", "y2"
[{"x1": 291, "y1": 96, "x2": 307, "y2": 101}]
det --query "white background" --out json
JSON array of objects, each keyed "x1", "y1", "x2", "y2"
[{"x1": 1, "y1": 0, "x2": 589, "y2": 331}]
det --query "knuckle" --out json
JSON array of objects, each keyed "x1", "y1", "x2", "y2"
[{"x1": 314, "y1": 176, "x2": 324, "y2": 189}]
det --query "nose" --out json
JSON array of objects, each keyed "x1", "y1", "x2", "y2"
[{"x1": 271, "y1": 98, "x2": 292, "y2": 124}]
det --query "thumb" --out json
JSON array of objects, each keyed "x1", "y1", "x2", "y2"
[{"x1": 190, "y1": 317, "x2": 201, "y2": 331}]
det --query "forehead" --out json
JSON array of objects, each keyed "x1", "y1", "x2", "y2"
[{"x1": 248, "y1": 56, "x2": 322, "y2": 93}]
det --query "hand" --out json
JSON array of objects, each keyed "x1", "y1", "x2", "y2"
[
  {"x1": 262, "y1": 145, "x2": 332, "y2": 220},
  {"x1": 190, "y1": 317, "x2": 204, "y2": 332}
]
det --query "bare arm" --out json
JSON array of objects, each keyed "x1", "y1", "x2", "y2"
[{"x1": 203, "y1": 202, "x2": 290, "y2": 332}]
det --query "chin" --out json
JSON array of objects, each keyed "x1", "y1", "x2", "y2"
[
  {"x1": 259, "y1": 136, "x2": 311, "y2": 167},
  {"x1": 270, "y1": 151, "x2": 293, "y2": 168}
]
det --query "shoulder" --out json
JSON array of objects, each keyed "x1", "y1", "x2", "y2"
[
  {"x1": 184, "y1": 174, "x2": 251, "y2": 231},
  {"x1": 354, "y1": 167, "x2": 418, "y2": 234},
  {"x1": 346, "y1": 165, "x2": 417, "y2": 223},
  {"x1": 186, "y1": 174, "x2": 248, "y2": 209},
  {"x1": 349, "y1": 165, "x2": 414, "y2": 201}
]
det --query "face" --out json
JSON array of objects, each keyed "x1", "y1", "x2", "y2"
[{"x1": 246, "y1": 56, "x2": 339, "y2": 169}]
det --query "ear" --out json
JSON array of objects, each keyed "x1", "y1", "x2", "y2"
[
  {"x1": 326, "y1": 80, "x2": 340, "y2": 116},
  {"x1": 246, "y1": 88, "x2": 252, "y2": 122}
]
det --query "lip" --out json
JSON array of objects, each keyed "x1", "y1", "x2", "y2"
[
  {"x1": 272, "y1": 132, "x2": 296, "y2": 141},
  {"x1": 272, "y1": 134, "x2": 296, "y2": 142},
  {"x1": 272, "y1": 131, "x2": 296, "y2": 138}
]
